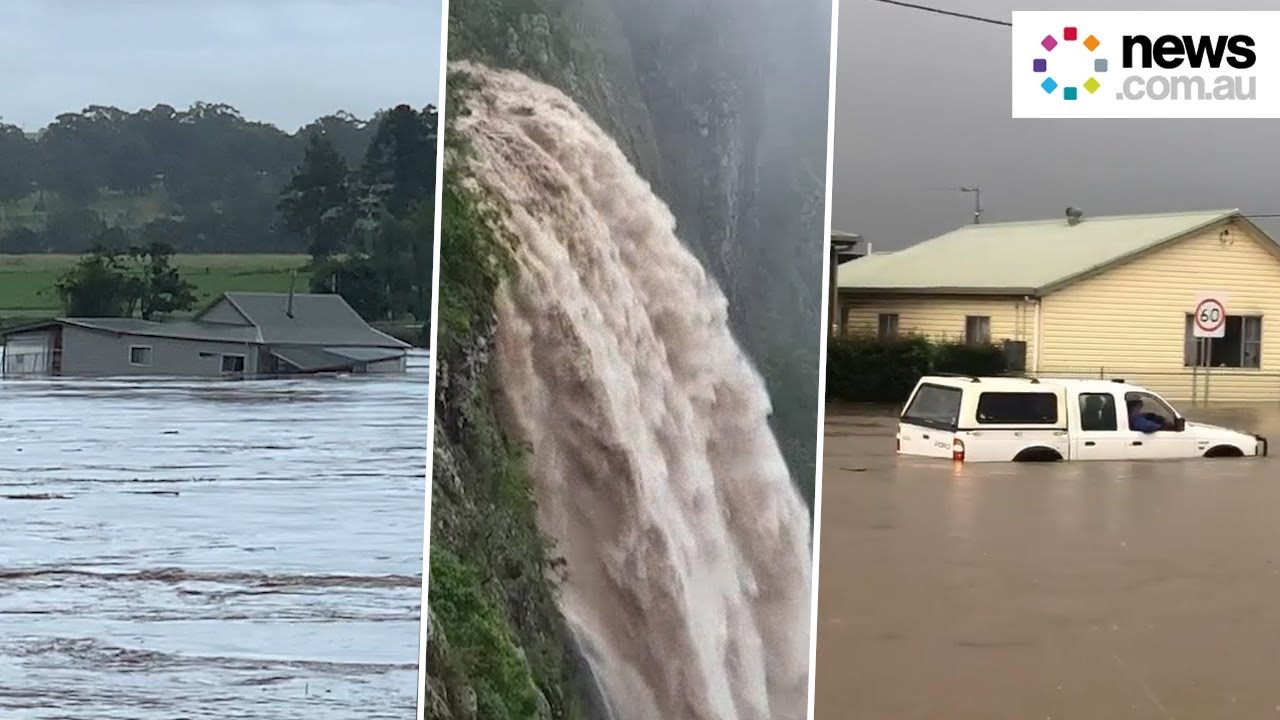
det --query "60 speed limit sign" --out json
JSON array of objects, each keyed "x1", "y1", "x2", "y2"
[{"x1": 1193, "y1": 296, "x2": 1227, "y2": 338}]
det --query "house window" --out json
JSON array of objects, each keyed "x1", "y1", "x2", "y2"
[
  {"x1": 221, "y1": 354, "x2": 247, "y2": 374},
  {"x1": 877, "y1": 313, "x2": 899, "y2": 339},
  {"x1": 1078, "y1": 393, "x2": 1119, "y2": 432},
  {"x1": 1183, "y1": 314, "x2": 1262, "y2": 368},
  {"x1": 964, "y1": 315, "x2": 991, "y2": 345},
  {"x1": 974, "y1": 391, "x2": 1059, "y2": 425},
  {"x1": 129, "y1": 345, "x2": 152, "y2": 367}
]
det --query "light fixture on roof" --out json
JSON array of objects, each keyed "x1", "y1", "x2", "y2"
[
  {"x1": 961, "y1": 186, "x2": 982, "y2": 224},
  {"x1": 1066, "y1": 206, "x2": 1084, "y2": 226}
]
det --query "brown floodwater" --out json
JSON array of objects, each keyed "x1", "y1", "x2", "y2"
[{"x1": 814, "y1": 402, "x2": 1280, "y2": 720}]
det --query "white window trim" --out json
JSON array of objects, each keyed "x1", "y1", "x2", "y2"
[
  {"x1": 128, "y1": 344, "x2": 153, "y2": 367},
  {"x1": 220, "y1": 353, "x2": 247, "y2": 374}
]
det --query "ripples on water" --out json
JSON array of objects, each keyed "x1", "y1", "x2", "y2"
[{"x1": 0, "y1": 351, "x2": 428, "y2": 719}]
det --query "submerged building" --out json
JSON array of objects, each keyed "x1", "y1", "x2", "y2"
[
  {"x1": 1, "y1": 291, "x2": 410, "y2": 378},
  {"x1": 836, "y1": 208, "x2": 1280, "y2": 403}
]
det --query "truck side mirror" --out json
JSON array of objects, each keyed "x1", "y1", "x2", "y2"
[{"x1": 1174, "y1": 417, "x2": 1186, "y2": 432}]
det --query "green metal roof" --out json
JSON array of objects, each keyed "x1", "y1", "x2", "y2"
[{"x1": 837, "y1": 209, "x2": 1261, "y2": 296}]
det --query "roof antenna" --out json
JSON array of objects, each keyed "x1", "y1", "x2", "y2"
[
  {"x1": 961, "y1": 186, "x2": 982, "y2": 224},
  {"x1": 287, "y1": 271, "x2": 296, "y2": 318},
  {"x1": 1066, "y1": 206, "x2": 1084, "y2": 226}
]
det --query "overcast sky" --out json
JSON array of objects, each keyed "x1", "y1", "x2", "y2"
[
  {"x1": 833, "y1": 0, "x2": 1280, "y2": 250},
  {"x1": 0, "y1": 0, "x2": 442, "y2": 132}
]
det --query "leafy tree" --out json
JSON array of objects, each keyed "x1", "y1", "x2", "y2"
[
  {"x1": 278, "y1": 135, "x2": 355, "y2": 258},
  {"x1": 0, "y1": 124, "x2": 33, "y2": 204},
  {"x1": 362, "y1": 105, "x2": 437, "y2": 219},
  {"x1": 310, "y1": 255, "x2": 391, "y2": 320},
  {"x1": 54, "y1": 247, "x2": 134, "y2": 317},
  {"x1": 53, "y1": 240, "x2": 196, "y2": 319},
  {"x1": 127, "y1": 241, "x2": 198, "y2": 320}
]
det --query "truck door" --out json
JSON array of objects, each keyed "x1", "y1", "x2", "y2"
[
  {"x1": 1071, "y1": 391, "x2": 1128, "y2": 460},
  {"x1": 1122, "y1": 390, "x2": 1199, "y2": 460}
]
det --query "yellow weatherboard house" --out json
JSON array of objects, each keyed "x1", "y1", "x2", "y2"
[{"x1": 837, "y1": 209, "x2": 1280, "y2": 403}]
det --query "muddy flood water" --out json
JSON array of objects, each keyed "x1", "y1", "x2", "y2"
[
  {"x1": 0, "y1": 352, "x2": 427, "y2": 719},
  {"x1": 816, "y1": 403, "x2": 1280, "y2": 720}
]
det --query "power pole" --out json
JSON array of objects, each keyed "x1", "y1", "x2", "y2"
[{"x1": 961, "y1": 186, "x2": 982, "y2": 224}]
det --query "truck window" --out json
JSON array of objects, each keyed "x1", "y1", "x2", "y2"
[
  {"x1": 902, "y1": 384, "x2": 962, "y2": 430},
  {"x1": 975, "y1": 392, "x2": 1059, "y2": 425},
  {"x1": 1078, "y1": 393, "x2": 1118, "y2": 431}
]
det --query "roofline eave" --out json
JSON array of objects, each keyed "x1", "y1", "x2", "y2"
[{"x1": 838, "y1": 286, "x2": 1042, "y2": 297}]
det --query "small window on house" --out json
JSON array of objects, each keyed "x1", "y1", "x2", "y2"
[
  {"x1": 1183, "y1": 314, "x2": 1262, "y2": 368},
  {"x1": 965, "y1": 315, "x2": 991, "y2": 345},
  {"x1": 129, "y1": 345, "x2": 152, "y2": 366},
  {"x1": 1078, "y1": 393, "x2": 1119, "y2": 432},
  {"x1": 877, "y1": 313, "x2": 899, "y2": 339},
  {"x1": 975, "y1": 391, "x2": 1059, "y2": 425},
  {"x1": 221, "y1": 354, "x2": 246, "y2": 374}
]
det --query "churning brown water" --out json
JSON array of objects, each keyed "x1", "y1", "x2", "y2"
[
  {"x1": 816, "y1": 403, "x2": 1280, "y2": 720},
  {"x1": 452, "y1": 62, "x2": 813, "y2": 720}
]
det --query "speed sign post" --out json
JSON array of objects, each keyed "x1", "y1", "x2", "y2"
[
  {"x1": 1192, "y1": 294, "x2": 1227, "y2": 404},
  {"x1": 1193, "y1": 296, "x2": 1226, "y2": 339}
]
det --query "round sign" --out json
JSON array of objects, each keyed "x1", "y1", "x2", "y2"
[{"x1": 1194, "y1": 298, "x2": 1226, "y2": 332}]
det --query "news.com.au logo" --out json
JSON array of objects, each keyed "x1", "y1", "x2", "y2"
[
  {"x1": 1012, "y1": 11, "x2": 1273, "y2": 119},
  {"x1": 1032, "y1": 26, "x2": 1105, "y2": 100}
]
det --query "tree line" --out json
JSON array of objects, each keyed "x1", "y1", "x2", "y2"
[
  {"x1": 0, "y1": 103, "x2": 403, "y2": 254},
  {"x1": 42, "y1": 103, "x2": 438, "y2": 329}
]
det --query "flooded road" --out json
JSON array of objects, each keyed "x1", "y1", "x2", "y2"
[
  {"x1": 0, "y1": 352, "x2": 427, "y2": 719},
  {"x1": 815, "y1": 403, "x2": 1280, "y2": 720}
]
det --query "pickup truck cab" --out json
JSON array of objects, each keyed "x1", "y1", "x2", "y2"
[{"x1": 898, "y1": 375, "x2": 1268, "y2": 462}]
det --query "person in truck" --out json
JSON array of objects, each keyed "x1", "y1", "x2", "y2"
[{"x1": 1127, "y1": 398, "x2": 1163, "y2": 433}]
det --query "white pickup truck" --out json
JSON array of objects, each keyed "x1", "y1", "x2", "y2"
[{"x1": 897, "y1": 375, "x2": 1268, "y2": 462}]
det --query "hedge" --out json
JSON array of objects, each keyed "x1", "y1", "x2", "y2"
[{"x1": 826, "y1": 334, "x2": 1009, "y2": 403}]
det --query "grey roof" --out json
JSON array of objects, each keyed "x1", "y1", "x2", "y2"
[
  {"x1": 213, "y1": 292, "x2": 410, "y2": 348},
  {"x1": 271, "y1": 345, "x2": 405, "y2": 372},
  {"x1": 5, "y1": 318, "x2": 259, "y2": 344},
  {"x1": 838, "y1": 209, "x2": 1269, "y2": 296},
  {"x1": 2, "y1": 292, "x2": 410, "y2": 350}
]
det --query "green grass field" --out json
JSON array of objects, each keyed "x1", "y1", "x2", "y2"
[{"x1": 0, "y1": 254, "x2": 311, "y2": 319}]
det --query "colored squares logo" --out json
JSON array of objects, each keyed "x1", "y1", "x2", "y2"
[{"x1": 1034, "y1": 26, "x2": 1104, "y2": 100}]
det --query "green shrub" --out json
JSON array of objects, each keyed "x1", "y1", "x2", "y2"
[
  {"x1": 429, "y1": 546, "x2": 543, "y2": 719},
  {"x1": 826, "y1": 334, "x2": 1008, "y2": 403}
]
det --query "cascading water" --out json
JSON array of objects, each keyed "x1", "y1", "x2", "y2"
[{"x1": 454, "y1": 61, "x2": 813, "y2": 720}]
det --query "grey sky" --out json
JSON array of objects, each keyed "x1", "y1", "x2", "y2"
[
  {"x1": 833, "y1": 0, "x2": 1280, "y2": 250},
  {"x1": 0, "y1": 0, "x2": 441, "y2": 132}
]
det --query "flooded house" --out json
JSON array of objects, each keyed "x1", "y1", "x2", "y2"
[
  {"x1": 0, "y1": 291, "x2": 410, "y2": 378},
  {"x1": 837, "y1": 208, "x2": 1280, "y2": 403}
]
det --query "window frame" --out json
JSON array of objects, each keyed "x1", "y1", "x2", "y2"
[
  {"x1": 1124, "y1": 390, "x2": 1177, "y2": 421},
  {"x1": 1077, "y1": 392, "x2": 1119, "y2": 432},
  {"x1": 220, "y1": 353, "x2": 247, "y2": 374},
  {"x1": 973, "y1": 390, "x2": 1061, "y2": 426},
  {"x1": 1183, "y1": 313, "x2": 1263, "y2": 369},
  {"x1": 964, "y1": 315, "x2": 992, "y2": 346},
  {"x1": 128, "y1": 344, "x2": 153, "y2": 367},
  {"x1": 900, "y1": 382, "x2": 963, "y2": 432},
  {"x1": 877, "y1": 313, "x2": 900, "y2": 339}
]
